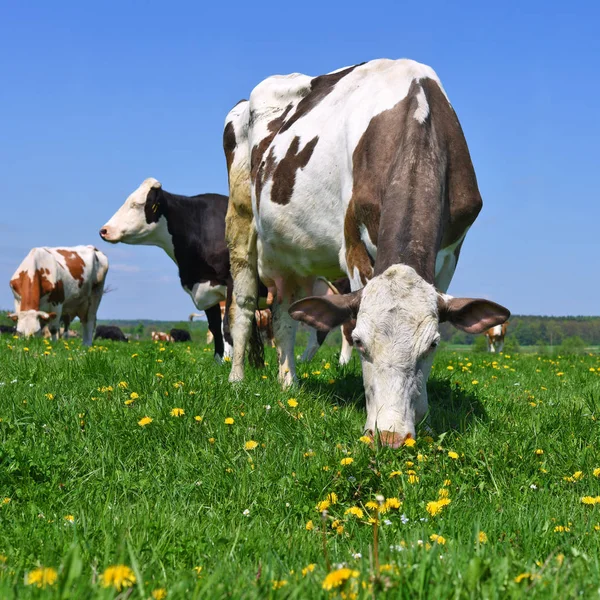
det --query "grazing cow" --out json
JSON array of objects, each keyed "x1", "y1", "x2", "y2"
[
  {"x1": 225, "y1": 58, "x2": 509, "y2": 446},
  {"x1": 95, "y1": 324, "x2": 128, "y2": 342},
  {"x1": 485, "y1": 323, "x2": 508, "y2": 353},
  {"x1": 151, "y1": 331, "x2": 174, "y2": 342},
  {"x1": 0, "y1": 324, "x2": 16, "y2": 335},
  {"x1": 9, "y1": 246, "x2": 108, "y2": 345},
  {"x1": 255, "y1": 308, "x2": 274, "y2": 347},
  {"x1": 170, "y1": 328, "x2": 192, "y2": 342},
  {"x1": 100, "y1": 179, "x2": 233, "y2": 360}
]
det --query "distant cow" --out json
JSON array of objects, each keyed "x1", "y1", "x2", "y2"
[
  {"x1": 485, "y1": 323, "x2": 508, "y2": 353},
  {"x1": 95, "y1": 325, "x2": 128, "y2": 342},
  {"x1": 9, "y1": 246, "x2": 108, "y2": 345},
  {"x1": 225, "y1": 58, "x2": 509, "y2": 446},
  {"x1": 100, "y1": 180, "x2": 232, "y2": 361},
  {"x1": 255, "y1": 308, "x2": 274, "y2": 347},
  {"x1": 170, "y1": 328, "x2": 192, "y2": 342},
  {"x1": 0, "y1": 325, "x2": 16, "y2": 335},
  {"x1": 152, "y1": 331, "x2": 173, "y2": 342}
]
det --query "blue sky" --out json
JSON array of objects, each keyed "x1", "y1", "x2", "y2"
[{"x1": 1, "y1": 1, "x2": 598, "y2": 319}]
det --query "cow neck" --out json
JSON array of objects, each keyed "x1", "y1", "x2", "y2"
[
  {"x1": 373, "y1": 187, "x2": 442, "y2": 285},
  {"x1": 148, "y1": 189, "x2": 177, "y2": 263}
]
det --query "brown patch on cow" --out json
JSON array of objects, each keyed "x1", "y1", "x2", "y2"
[
  {"x1": 223, "y1": 121, "x2": 237, "y2": 176},
  {"x1": 270, "y1": 136, "x2": 319, "y2": 205},
  {"x1": 10, "y1": 268, "x2": 64, "y2": 310},
  {"x1": 47, "y1": 279, "x2": 65, "y2": 305},
  {"x1": 251, "y1": 104, "x2": 294, "y2": 210},
  {"x1": 279, "y1": 63, "x2": 365, "y2": 133},
  {"x1": 345, "y1": 77, "x2": 482, "y2": 284},
  {"x1": 57, "y1": 250, "x2": 85, "y2": 286}
]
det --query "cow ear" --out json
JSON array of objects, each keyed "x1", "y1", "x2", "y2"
[
  {"x1": 289, "y1": 290, "x2": 362, "y2": 332},
  {"x1": 8, "y1": 313, "x2": 18, "y2": 322},
  {"x1": 48, "y1": 312, "x2": 57, "y2": 320},
  {"x1": 438, "y1": 295, "x2": 510, "y2": 334}
]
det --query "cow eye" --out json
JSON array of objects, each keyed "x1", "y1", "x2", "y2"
[
  {"x1": 429, "y1": 338, "x2": 440, "y2": 351},
  {"x1": 352, "y1": 335, "x2": 365, "y2": 352}
]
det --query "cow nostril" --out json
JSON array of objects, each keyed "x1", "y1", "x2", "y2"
[{"x1": 99, "y1": 228, "x2": 107, "y2": 237}]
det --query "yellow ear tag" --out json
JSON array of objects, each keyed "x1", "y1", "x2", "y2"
[{"x1": 152, "y1": 204, "x2": 158, "y2": 212}]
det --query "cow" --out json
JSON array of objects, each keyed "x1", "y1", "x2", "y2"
[
  {"x1": 484, "y1": 323, "x2": 508, "y2": 353},
  {"x1": 99, "y1": 179, "x2": 233, "y2": 361},
  {"x1": 255, "y1": 308, "x2": 274, "y2": 347},
  {"x1": 9, "y1": 246, "x2": 108, "y2": 345},
  {"x1": 170, "y1": 328, "x2": 192, "y2": 342},
  {"x1": 95, "y1": 324, "x2": 128, "y2": 342},
  {"x1": 224, "y1": 58, "x2": 509, "y2": 447},
  {"x1": 151, "y1": 331, "x2": 173, "y2": 342},
  {"x1": 0, "y1": 325, "x2": 16, "y2": 335}
]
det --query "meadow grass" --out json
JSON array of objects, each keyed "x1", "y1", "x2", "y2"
[{"x1": 0, "y1": 336, "x2": 599, "y2": 598}]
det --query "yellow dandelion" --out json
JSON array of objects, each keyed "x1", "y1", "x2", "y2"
[
  {"x1": 302, "y1": 564, "x2": 316, "y2": 576},
  {"x1": 224, "y1": 417, "x2": 234, "y2": 425},
  {"x1": 193, "y1": 566, "x2": 203, "y2": 577},
  {"x1": 340, "y1": 457, "x2": 354, "y2": 466},
  {"x1": 208, "y1": 437, "x2": 215, "y2": 444},
  {"x1": 100, "y1": 565, "x2": 136, "y2": 591},
  {"x1": 245, "y1": 440, "x2": 258, "y2": 450},
  {"x1": 594, "y1": 468, "x2": 600, "y2": 478},
  {"x1": 316, "y1": 499, "x2": 330, "y2": 512},
  {"x1": 359, "y1": 435, "x2": 372, "y2": 444},
  {"x1": 2, "y1": 497, "x2": 11, "y2": 504},
  {"x1": 25, "y1": 567, "x2": 58, "y2": 588},
  {"x1": 305, "y1": 520, "x2": 314, "y2": 531},
  {"x1": 581, "y1": 496, "x2": 598, "y2": 505},
  {"x1": 472, "y1": 380, "x2": 479, "y2": 385},
  {"x1": 389, "y1": 470, "x2": 402, "y2": 478},
  {"x1": 138, "y1": 416, "x2": 153, "y2": 427},
  {"x1": 430, "y1": 534, "x2": 446, "y2": 545},
  {"x1": 446, "y1": 365, "x2": 454, "y2": 371},
  {"x1": 385, "y1": 497, "x2": 402, "y2": 510},
  {"x1": 287, "y1": 398, "x2": 298, "y2": 407},
  {"x1": 534, "y1": 449, "x2": 544, "y2": 455},
  {"x1": 170, "y1": 407, "x2": 184, "y2": 417},
  {"x1": 365, "y1": 501, "x2": 379, "y2": 510},
  {"x1": 272, "y1": 580, "x2": 288, "y2": 590},
  {"x1": 194, "y1": 415, "x2": 203, "y2": 422},
  {"x1": 118, "y1": 381, "x2": 128, "y2": 389},
  {"x1": 304, "y1": 450, "x2": 315, "y2": 458},
  {"x1": 438, "y1": 488, "x2": 450, "y2": 499},
  {"x1": 478, "y1": 531, "x2": 488, "y2": 543},
  {"x1": 152, "y1": 589, "x2": 167, "y2": 600},
  {"x1": 44, "y1": 393, "x2": 54, "y2": 400},
  {"x1": 447, "y1": 451, "x2": 459, "y2": 460},
  {"x1": 322, "y1": 567, "x2": 359, "y2": 590},
  {"x1": 344, "y1": 506, "x2": 364, "y2": 519},
  {"x1": 404, "y1": 437, "x2": 417, "y2": 448},
  {"x1": 129, "y1": 392, "x2": 139, "y2": 400},
  {"x1": 64, "y1": 515, "x2": 74, "y2": 523},
  {"x1": 554, "y1": 525, "x2": 570, "y2": 532},
  {"x1": 514, "y1": 573, "x2": 531, "y2": 584}
]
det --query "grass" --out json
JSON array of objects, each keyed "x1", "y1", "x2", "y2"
[{"x1": 0, "y1": 336, "x2": 599, "y2": 598}]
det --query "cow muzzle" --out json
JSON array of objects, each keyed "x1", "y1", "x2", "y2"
[
  {"x1": 365, "y1": 429, "x2": 416, "y2": 449},
  {"x1": 99, "y1": 226, "x2": 119, "y2": 243}
]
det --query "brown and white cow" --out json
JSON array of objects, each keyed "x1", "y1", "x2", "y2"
[
  {"x1": 151, "y1": 331, "x2": 174, "y2": 342},
  {"x1": 224, "y1": 58, "x2": 509, "y2": 447},
  {"x1": 485, "y1": 322, "x2": 508, "y2": 353},
  {"x1": 9, "y1": 246, "x2": 108, "y2": 345}
]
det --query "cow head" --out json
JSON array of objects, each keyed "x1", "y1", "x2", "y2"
[
  {"x1": 9, "y1": 310, "x2": 57, "y2": 337},
  {"x1": 100, "y1": 178, "x2": 165, "y2": 245},
  {"x1": 289, "y1": 264, "x2": 509, "y2": 447}
]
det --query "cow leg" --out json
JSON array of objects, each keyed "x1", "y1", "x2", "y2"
[
  {"x1": 205, "y1": 304, "x2": 225, "y2": 362},
  {"x1": 222, "y1": 282, "x2": 234, "y2": 358},
  {"x1": 271, "y1": 297, "x2": 298, "y2": 388},
  {"x1": 339, "y1": 328, "x2": 353, "y2": 365},
  {"x1": 299, "y1": 328, "x2": 323, "y2": 362},
  {"x1": 61, "y1": 315, "x2": 72, "y2": 340},
  {"x1": 49, "y1": 313, "x2": 62, "y2": 342},
  {"x1": 81, "y1": 317, "x2": 95, "y2": 346}
]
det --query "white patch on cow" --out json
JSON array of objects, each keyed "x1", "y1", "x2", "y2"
[
  {"x1": 434, "y1": 230, "x2": 468, "y2": 293},
  {"x1": 490, "y1": 325, "x2": 503, "y2": 337},
  {"x1": 185, "y1": 282, "x2": 227, "y2": 311},
  {"x1": 352, "y1": 265, "x2": 440, "y2": 440},
  {"x1": 359, "y1": 224, "x2": 378, "y2": 262},
  {"x1": 413, "y1": 86, "x2": 430, "y2": 124}
]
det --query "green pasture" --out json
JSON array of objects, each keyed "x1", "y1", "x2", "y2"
[{"x1": 1, "y1": 336, "x2": 600, "y2": 598}]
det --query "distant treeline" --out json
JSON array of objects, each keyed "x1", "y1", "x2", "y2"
[
  {"x1": 2, "y1": 311, "x2": 599, "y2": 347},
  {"x1": 441, "y1": 315, "x2": 600, "y2": 346}
]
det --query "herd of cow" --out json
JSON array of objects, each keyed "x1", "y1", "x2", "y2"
[{"x1": 6, "y1": 58, "x2": 510, "y2": 445}]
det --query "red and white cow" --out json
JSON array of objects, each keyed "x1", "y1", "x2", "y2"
[
  {"x1": 485, "y1": 323, "x2": 508, "y2": 353},
  {"x1": 225, "y1": 58, "x2": 509, "y2": 447},
  {"x1": 151, "y1": 331, "x2": 174, "y2": 342},
  {"x1": 9, "y1": 246, "x2": 108, "y2": 345}
]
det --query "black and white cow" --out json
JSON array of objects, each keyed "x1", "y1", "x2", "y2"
[
  {"x1": 225, "y1": 58, "x2": 509, "y2": 447},
  {"x1": 99, "y1": 179, "x2": 232, "y2": 360},
  {"x1": 95, "y1": 324, "x2": 128, "y2": 342}
]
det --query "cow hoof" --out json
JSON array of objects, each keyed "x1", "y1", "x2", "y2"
[{"x1": 229, "y1": 370, "x2": 245, "y2": 383}]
